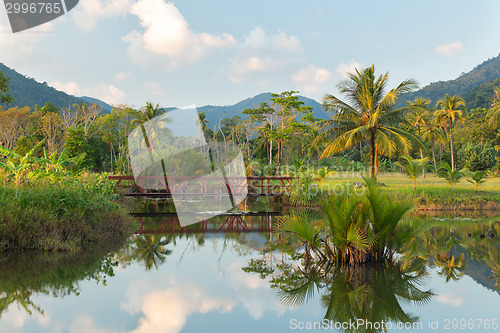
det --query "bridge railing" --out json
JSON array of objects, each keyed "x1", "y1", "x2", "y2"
[{"x1": 108, "y1": 175, "x2": 294, "y2": 195}]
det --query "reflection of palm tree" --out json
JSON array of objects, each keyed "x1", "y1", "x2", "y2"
[
  {"x1": 434, "y1": 252, "x2": 466, "y2": 282},
  {"x1": 132, "y1": 235, "x2": 172, "y2": 271},
  {"x1": 485, "y1": 248, "x2": 500, "y2": 290},
  {"x1": 274, "y1": 258, "x2": 433, "y2": 333}
]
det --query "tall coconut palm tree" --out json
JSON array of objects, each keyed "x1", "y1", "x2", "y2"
[
  {"x1": 422, "y1": 119, "x2": 445, "y2": 174},
  {"x1": 318, "y1": 65, "x2": 418, "y2": 178},
  {"x1": 406, "y1": 98, "x2": 431, "y2": 177},
  {"x1": 486, "y1": 86, "x2": 500, "y2": 128},
  {"x1": 434, "y1": 94, "x2": 466, "y2": 171}
]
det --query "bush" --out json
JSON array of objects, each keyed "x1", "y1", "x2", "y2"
[
  {"x1": 0, "y1": 182, "x2": 135, "y2": 252},
  {"x1": 457, "y1": 143, "x2": 497, "y2": 171}
]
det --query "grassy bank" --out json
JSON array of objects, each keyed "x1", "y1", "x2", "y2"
[
  {"x1": 320, "y1": 172, "x2": 500, "y2": 211},
  {"x1": 0, "y1": 178, "x2": 135, "y2": 252}
]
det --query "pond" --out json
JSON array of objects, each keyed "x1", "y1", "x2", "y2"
[{"x1": 1, "y1": 210, "x2": 500, "y2": 333}]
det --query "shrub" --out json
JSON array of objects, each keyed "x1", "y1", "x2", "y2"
[{"x1": 457, "y1": 143, "x2": 497, "y2": 171}]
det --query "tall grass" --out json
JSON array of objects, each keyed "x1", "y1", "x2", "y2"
[{"x1": 0, "y1": 179, "x2": 135, "y2": 252}]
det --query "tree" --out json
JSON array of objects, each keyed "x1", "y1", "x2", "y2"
[
  {"x1": 486, "y1": 86, "x2": 500, "y2": 128},
  {"x1": 466, "y1": 170, "x2": 487, "y2": 192},
  {"x1": 243, "y1": 102, "x2": 279, "y2": 165},
  {"x1": 437, "y1": 161, "x2": 464, "y2": 191},
  {"x1": 269, "y1": 91, "x2": 314, "y2": 174},
  {"x1": 0, "y1": 70, "x2": 14, "y2": 105},
  {"x1": 318, "y1": 65, "x2": 418, "y2": 178},
  {"x1": 435, "y1": 94, "x2": 466, "y2": 171},
  {"x1": 422, "y1": 118, "x2": 446, "y2": 174},
  {"x1": 395, "y1": 155, "x2": 429, "y2": 193},
  {"x1": 0, "y1": 107, "x2": 31, "y2": 149},
  {"x1": 406, "y1": 98, "x2": 431, "y2": 177}
]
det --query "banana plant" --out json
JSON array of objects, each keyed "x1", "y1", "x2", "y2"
[{"x1": 0, "y1": 140, "x2": 45, "y2": 187}]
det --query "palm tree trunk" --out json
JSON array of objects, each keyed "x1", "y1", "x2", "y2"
[
  {"x1": 449, "y1": 119, "x2": 455, "y2": 171},
  {"x1": 370, "y1": 130, "x2": 377, "y2": 178},
  {"x1": 431, "y1": 136, "x2": 437, "y2": 174}
]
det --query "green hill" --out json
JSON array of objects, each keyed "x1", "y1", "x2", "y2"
[
  {"x1": 0, "y1": 62, "x2": 112, "y2": 112},
  {"x1": 399, "y1": 53, "x2": 500, "y2": 109}
]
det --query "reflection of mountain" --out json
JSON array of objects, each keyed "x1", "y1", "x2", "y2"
[{"x1": 455, "y1": 246, "x2": 500, "y2": 294}]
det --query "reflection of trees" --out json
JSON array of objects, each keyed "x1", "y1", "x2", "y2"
[
  {"x1": 0, "y1": 290, "x2": 44, "y2": 318},
  {"x1": 486, "y1": 248, "x2": 500, "y2": 290},
  {"x1": 246, "y1": 256, "x2": 433, "y2": 333},
  {"x1": 434, "y1": 252, "x2": 466, "y2": 282},
  {"x1": 0, "y1": 248, "x2": 120, "y2": 320},
  {"x1": 128, "y1": 235, "x2": 173, "y2": 271}
]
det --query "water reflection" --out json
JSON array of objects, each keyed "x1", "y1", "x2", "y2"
[
  {"x1": 0, "y1": 247, "x2": 120, "y2": 321},
  {"x1": 1, "y1": 210, "x2": 499, "y2": 333}
]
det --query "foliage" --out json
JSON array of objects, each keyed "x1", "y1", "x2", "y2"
[
  {"x1": 318, "y1": 65, "x2": 418, "y2": 178},
  {"x1": 0, "y1": 179, "x2": 134, "y2": 252},
  {"x1": 395, "y1": 155, "x2": 429, "y2": 192},
  {"x1": 280, "y1": 178, "x2": 416, "y2": 266},
  {"x1": 457, "y1": 143, "x2": 497, "y2": 171},
  {"x1": 0, "y1": 70, "x2": 14, "y2": 105},
  {"x1": 486, "y1": 86, "x2": 500, "y2": 128},
  {"x1": 465, "y1": 169, "x2": 487, "y2": 192},
  {"x1": 437, "y1": 162, "x2": 464, "y2": 191},
  {"x1": 435, "y1": 94, "x2": 466, "y2": 171}
]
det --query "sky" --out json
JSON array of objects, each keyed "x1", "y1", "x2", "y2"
[{"x1": 1, "y1": 0, "x2": 500, "y2": 109}]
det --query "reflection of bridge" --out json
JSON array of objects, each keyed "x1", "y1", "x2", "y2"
[
  {"x1": 108, "y1": 176, "x2": 294, "y2": 197},
  {"x1": 131, "y1": 212, "x2": 281, "y2": 234}
]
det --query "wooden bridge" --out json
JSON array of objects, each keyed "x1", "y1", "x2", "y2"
[
  {"x1": 131, "y1": 212, "x2": 281, "y2": 234},
  {"x1": 108, "y1": 175, "x2": 294, "y2": 197}
]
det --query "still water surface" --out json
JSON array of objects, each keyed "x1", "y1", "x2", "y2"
[{"x1": 1, "y1": 214, "x2": 499, "y2": 333}]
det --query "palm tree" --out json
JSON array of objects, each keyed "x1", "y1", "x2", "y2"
[
  {"x1": 422, "y1": 119, "x2": 445, "y2": 174},
  {"x1": 395, "y1": 155, "x2": 429, "y2": 193},
  {"x1": 486, "y1": 86, "x2": 500, "y2": 128},
  {"x1": 435, "y1": 94, "x2": 466, "y2": 171},
  {"x1": 466, "y1": 170, "x2": 487, "y2": 192},
  {"x1": 131, "y1": 234, "x2": 172, "y2": 271},
  {"x1": 198, "y1": 111, "x2": 210, "y2": 134},
  {"x1": 318, "y1": 65, "x2": 418, "y2": 178},
  {"x1": 406, "y1": 98, "x2": 431, "y2": 177},
  {"x1": 434, "y1": 252, "x2": 466, "y2": 282},
  {"x1": 131, "y1": 102, "x2": 165, "y2": 127},
  {"x1": 437, "y1": 161, "x2": 464, "y2": 191}
]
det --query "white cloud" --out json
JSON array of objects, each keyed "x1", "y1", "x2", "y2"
[
  {"x1": 72, "y1": 0, "x2": 132, "y2": 30},
  {"x1": 436, "y1": 41, "x2": 464, "y2": 56},
  {"x1": 49, "y1": 81, "x2": 125, "y2": 105},
  {"x1": 92, "y1": 84, "x2": 126, "y2": 105},
  {"x1": 115, "y1": 71, "x2": 131, "y2": 81},
  {"x1": 292, "y1": 65, "x2": 332, "y2": 94},
  {"x1": 125, "y1": 282, "x2": 234, "y2": 333},
  {"x1": 435, "y1": 292, "x2": 464, "y2": 307},
  {"x1": 226, "y1": 27, "x2": 304, "y2": 83},
  {"x1": 124, "y1": 0, "x2": 235, "y2": 66},
  {"x1": 335, "y1": 60, "x2": 363, "y2": 80},
  {"x1": 50, "y1": 81, "x2": 83, "y2": 96}
]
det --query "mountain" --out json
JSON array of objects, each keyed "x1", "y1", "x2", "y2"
[
  {"x1": 399, "y1": 53, "x2": 500, "y2": 108},
  {"x1": 79, "y1": 96, "x2": 113, "y2": 113},
  {"x1": 197, "y1": 92, "x2": 327, "y2": 126},
  {"x1": 0, "y1": 62, "x2": 112, "y2": 112}
]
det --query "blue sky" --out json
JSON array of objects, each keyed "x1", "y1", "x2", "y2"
[{"x1": 1, "y1": 0, "x2": 500, "y2": 108}]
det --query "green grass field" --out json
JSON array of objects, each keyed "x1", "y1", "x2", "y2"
[{"x1": 322, "y1": 172, "x2": 500, "y2": 211}]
